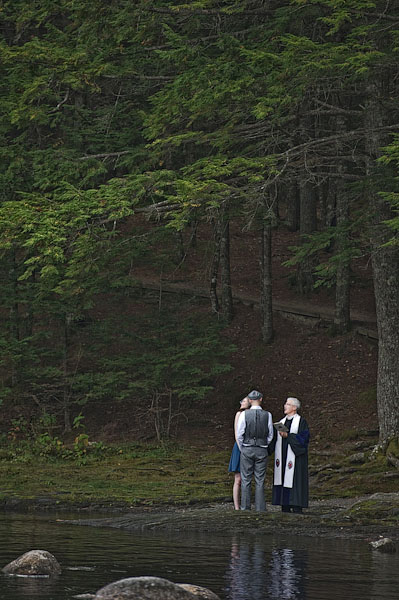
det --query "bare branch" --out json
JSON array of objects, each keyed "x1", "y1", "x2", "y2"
[
  {"x1": 49, "y1": 89, "x2": 69, "y2": 113},
  {"x1": 284, "y1": 124, "x2": 399, "y2": 159},
  {"x1": 363, "y1": 12, "x2": 399, "y2": 22},
  {"x1": 313, "y1": 99, "x2": 363, "y2": 116},
  {"x1": 135, "y1": 202, "x2": 182, "y2": 214},
  {"x1": 77, "y1": 151, "x2": 130, "y2": 161}
]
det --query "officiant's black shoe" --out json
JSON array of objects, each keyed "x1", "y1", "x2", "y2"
[
  {"x1": 282, "y1": 505, "x2": 291, "y2": 513},
  {"x1": 292, "y1": 506, "x2": 303, "y2": 514}
]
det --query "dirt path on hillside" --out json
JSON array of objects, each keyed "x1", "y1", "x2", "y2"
[{"x1": 135, "y1": 277, "x2": 378, "y2": 338}]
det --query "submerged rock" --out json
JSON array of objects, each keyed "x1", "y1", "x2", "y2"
[
  {"x1": 94, "y1": 576, "x2": 197, "y2": 599},
  {"x1": 2, "y1": 549, "x2": 61, "y2": 576},
  {"x1": 369, "y1": 538, "x2": 396, "y2": 553}
]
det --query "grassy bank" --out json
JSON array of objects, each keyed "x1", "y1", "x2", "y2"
[
  {"x1": 0, "y1": 442, "x2": 233, "y2": 507},
  {"x1": 1, "y1": 434, "x2": 398, "y2": 510}
]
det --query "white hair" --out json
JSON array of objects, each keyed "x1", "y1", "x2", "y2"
[{"x1": 287, "y1": 397, "x2": 301, "y2": 410}]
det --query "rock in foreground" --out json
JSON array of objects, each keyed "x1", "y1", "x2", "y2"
[
  {"x1": 178, "y1": 583, "x2": 220, "y2": 599},
  {"x1": 94, "y1": 576, "x2": 220, "y2": 599},
  {"x1": 2, "y1": 549, "x2": 62, "y2": 576}
]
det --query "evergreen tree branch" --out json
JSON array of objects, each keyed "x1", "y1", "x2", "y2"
[
  {"x1": 142, "y1": 7, "x2": 274, "y2": 17},
  {"x1": 143, "y1": 28, "x2": 255, "y2": 50},
  {"x1": 103, "y1": 74, "x2": 175, "y2": 81}
]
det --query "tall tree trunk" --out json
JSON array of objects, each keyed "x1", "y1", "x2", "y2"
[
  {"x1": 325, "y1": 180, "x2": 337, "y2": 232},
  {"x1": 23, "y1": 274, "x2": 34, "y2": 338},
  {"x1": 286, "y1": 180, "x2": 300, "y2": 232},
  {"x1": 188, "y1": 216, "x2": 198, "y2": 249},
  {"x1": 152, "y1": 392, "x2": 162, "y2": 443},
  {"x1": 261, "y1": 214, "x2": 274, "y2": 344},
  {"x1": 271, "y1": 186, "x2": 280, "y2": 223},
  {"x1": 334, "y1": 178, "x2": 351, "y2": 333},
  {"x1": 9, "y1": 249, "x2": 20, "y2": 386},
  {"x1": 365, "y1": 82, "x2": 399, "y2": 446},
  {"x1": 371, "y1": 240, "x2": 399, "y2": 445},
  {"x1": 63, "y1": 315, "x2": 72, "y2": 433},
  {"x1": 296, "y1": 112, "x2": 318, "y2": 294},
  {"x1": 209, "y1": 217, "x2": 221, "y2": 314},
  {"x1": 297, "y1": 178, "x2": 317, "y2": 294},
  {"x1": 220, "y1": 205, "x2": 234, "y2": 323},
  {"x1": 334, "y1": 116, "x2": 351, "y2": 333},
  {"x1": 9, "y1": 248, "x2": 20, "y2": 343},
  {"x1": 319, "y1": 180, "x2": 327, "y2": 228},
  {"x1": 334, "y1": 185, "x2": 350, "y2": 332},
  {"x1": 175, "y1": 230, "x2": 185, "y2": 263}
]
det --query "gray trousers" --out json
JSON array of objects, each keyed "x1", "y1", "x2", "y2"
[{"x1": 240, "y1": 446, "x2": 268, "y2": 511}]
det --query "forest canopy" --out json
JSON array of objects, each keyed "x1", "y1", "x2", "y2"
[{"x1": 0, "y1": 0, "x2": 398, "y2": 446}]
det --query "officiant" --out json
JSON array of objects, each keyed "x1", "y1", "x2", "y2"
[{"x1": 269, "y1": 397, "x2": 310, "y2": 513}]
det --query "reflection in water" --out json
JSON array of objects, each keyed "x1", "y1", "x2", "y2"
[
  {"x1": 2, "y1": 574, "x2": 59, "y2": 599},
  {"x1": 268, "y1": 548, "x2": 306, "y2": 599},
  {"x1": 225, "y1": 539, "x2": 306, "y2": 600},
  {"x1": 370, "y1": 550, "x2": 398, "y2": 599},
  {"x1": 226, "y1": 540, "x2": 268, "y2": 600}
]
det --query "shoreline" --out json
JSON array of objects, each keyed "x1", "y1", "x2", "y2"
[{"x1": 2, "y1": 492, "x2": 399, "y2": 543}]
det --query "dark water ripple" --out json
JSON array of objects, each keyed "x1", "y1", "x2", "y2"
[{"x1": 0, "y1": 513, "x2": 398, "y2": 600}]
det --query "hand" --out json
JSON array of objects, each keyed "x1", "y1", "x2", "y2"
[{"x1": 279, "y1": 431, "x2": 288, "y2": 438}]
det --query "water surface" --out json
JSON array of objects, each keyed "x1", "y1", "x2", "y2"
[{"x1": 0, "y1": 512, "x2": 397, "y2": 599}]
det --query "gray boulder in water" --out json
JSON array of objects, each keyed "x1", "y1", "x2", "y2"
[
  {"x1": 369, "y1": 538, "x2": 396, "y2": 553},
  {"x1": 94, "y1": 576, "x2": 217, "y2": 599},
  {"x1": 2, "y1": 549, "x2": 62, "y2": 576},
  {"x1": 178, "y1": 583, "x2": 220, "y2": 599}
]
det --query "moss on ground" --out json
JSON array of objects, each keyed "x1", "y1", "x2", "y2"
[
  {"x1": 341, "y1": 496, "x2": 399, "y2": 526},
  {"x1": 308, "y1": 437, "x2": 399, "y2": 498},
  {"x1": 0, "y1": 443, "x2": 233, "y2": 507},
  {"x1": 387, "y1": 437, "x2": 399, "y2": 457},
  {"x1": 1, "y1": 437, "x2": 398, "y2": 510}
]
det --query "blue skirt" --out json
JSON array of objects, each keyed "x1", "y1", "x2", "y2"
[{"x1": 228, "y1": 442, "x2": 241, "y2": 472}]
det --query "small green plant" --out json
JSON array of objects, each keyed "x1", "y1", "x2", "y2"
[
  {"x1": 7, "y1": 417, "x2": 29, "y2": 441},
  {"x1": 35, "y1": 432, "x2": 65, "y2": 458},
  {"x1": 73, "y1": 413, "x2": 85, "y2": 430},
  {"x1": 38, "y1": 412, "x2": 57, "y2": 431},
  {"x1": 73, "y1": 432, "x2": 89, "y2": 465}
]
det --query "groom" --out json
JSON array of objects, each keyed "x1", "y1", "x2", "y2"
[{"x1": 236, "y1": 390, "x2": 274, "y2": 511}]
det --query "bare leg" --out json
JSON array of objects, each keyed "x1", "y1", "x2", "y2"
[{"x1": 233, "y1": 472, "x2": 241, "y2": 510}]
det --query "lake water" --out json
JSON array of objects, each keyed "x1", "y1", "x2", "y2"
[{"x1": 0, "y1": 512, "x2": 398, "y2": 599}]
